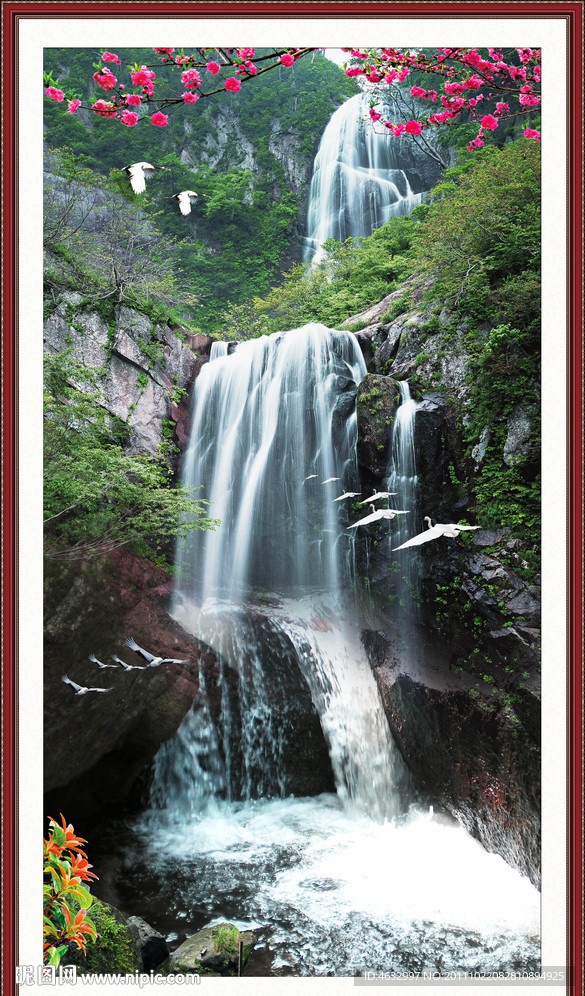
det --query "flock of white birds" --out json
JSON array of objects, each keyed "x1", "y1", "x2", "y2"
[
  {"x1": 305, "y1": 475, "x2": 480, "y2": 549},
  {"x1": 120, "y1": 161, "x2": 207, "y2": 214},
  {"x1": 61, "y1": 638, "x2": 188, "y2": 696}
]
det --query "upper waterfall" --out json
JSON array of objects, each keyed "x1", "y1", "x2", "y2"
[
  {"x1": 175, "y1": 324, "x2": 366, "y2": 604},
  {"x1": 303, "y1": 92, "x2": 423, "y2": 264}
]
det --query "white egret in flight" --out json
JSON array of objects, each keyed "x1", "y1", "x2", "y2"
[{"x1": 393, "y1": 517, "x2": 480, "y2": 550}]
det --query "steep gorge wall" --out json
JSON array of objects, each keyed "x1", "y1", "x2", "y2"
[{"x1": 346, "y1": 288, "x2": 541, "y2": 886}]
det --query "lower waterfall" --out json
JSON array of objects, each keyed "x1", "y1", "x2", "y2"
[{"x1": 122, "y1": 325, "x2": 539, "y2": 976}]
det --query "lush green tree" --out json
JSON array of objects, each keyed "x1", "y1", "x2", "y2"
[{"x1": 413, "y1": 139, "x2": 540, "y2": 316}]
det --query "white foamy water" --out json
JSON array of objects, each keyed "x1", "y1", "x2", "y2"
[{"x1": 131, "y1": 794, "x2": 539, "y2": 976}]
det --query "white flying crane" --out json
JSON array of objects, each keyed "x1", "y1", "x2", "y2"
[
  {"x1": 393, "y1": 516, "x2": 480, "y2": 551},
  {"x1": 125, "y1": 636, "x2": 187, "y2": 667},
  {"x1": 321, "y1": 477, "x2": 340, "y2": 485},
  {"x1": 348, "y1": 506, "x2": 410, "y2": 529},
  {"x1": 168, "y1": 190, "x2": 200, "y2": 215},
  {"x1": 120, "y1": 161, "x2": 167, "y2": 195},
  {"x1": 88, "y1": 653, "x2": 119, "y2": 669},
  {"x1": 62, "y1": 674, "x2": 113, "y2": 695},
  {"x1": 333, "y1": 492, "x2": 361, "y2": 502},
  {"x1": 357, "y1": 492, "x2": 398, "y2": 505},
  {"x1": 112, "y1": 654, "x2": 146, "y2": 672}
]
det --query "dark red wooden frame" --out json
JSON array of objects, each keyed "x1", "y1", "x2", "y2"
[{"x1": 1, "y1": 3, "x2": 582, "y2": 991}]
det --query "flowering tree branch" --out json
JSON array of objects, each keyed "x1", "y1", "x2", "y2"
[
  {"x1": 345, "y1": 47, "x2": 541, "y2": 148},
  {"x1": 44, "y1": 47, "x2": 317, "y2": 127},
  {"x1": 44, "y1": 45, "x2": 541, "y2": 149}
]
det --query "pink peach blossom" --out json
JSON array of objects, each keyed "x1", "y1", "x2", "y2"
[
  {"x1": 121, "y1": 110, "x2": 138, "y2": 127},
  {"x1": 45, "y1": 86, "x2": 64, "y2": 102}
]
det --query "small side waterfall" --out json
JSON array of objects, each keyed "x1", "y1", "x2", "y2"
[
  {"x1": 387, "y1": 382, "x2": 418, "y2": 551},
  {"x1": 303, "y1": 93, "x2": 423, "y2": 264},
  {"x1": 386, "y1": 382, "x2": 422, "y2": 639}
]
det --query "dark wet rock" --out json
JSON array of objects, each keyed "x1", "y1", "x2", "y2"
[
  {"x1": 43, "y1": 549, "x2": 217, "y2": 821},
  {"x1": 127, "y1": 916, "x2": 170, "y2": 971},
  {"x1": 364, "y1": 633, "x2": 540, "y2": 888},
  {"x1": 332, "y1": 380, "x2": 359, "y2": 448},
  {"x1": 505, "y1": 590, "x2": 540, "y2": 624},
  {"x1": 381, "y1": 674, "x2": 541, "y2": 888},
  {"x1": 195, "y1": 606, "x2": 335, "y2": 800},
  {"x1": 44, "y1": 553, "x2": 335, "y2": 822},
  {"x1": 356, "y1": 374, "x2": 401, "y2": 477}
]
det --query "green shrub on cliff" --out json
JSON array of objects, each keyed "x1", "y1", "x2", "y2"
[
  {"x1": 414, "y1": 139, "x2": 540, "y2": 319},
  {"x1": 44, "y1": 350, "x2": 219, "y2": 562}
]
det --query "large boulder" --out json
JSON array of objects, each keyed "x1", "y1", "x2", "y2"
[
  {"x1": 369, "y1": 660, "x2": 540, "y2": 888},
  {"x1": 44, "y1": 551, "x2": 335, "y2": 822},
  {"x1": 127, "y1": 916, "x2": 170, "y2": 971},
  {"x1": 162, "y1": 923, "x2": 257, "y2": 977},
  {"x1": 43, "y1": 548, "x2": 220, "y2": 822}
]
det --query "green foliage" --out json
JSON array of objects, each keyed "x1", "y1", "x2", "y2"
[
  {"x1": 220, "y1": 214, "x2": 418, "y2": 336},
  {"x1": 62, "y1": 899, "x2": 142, "y2": 975},
  {"x1": 413, "y1": 140, "x2": 541, "y2": 318},
  {"x1": 44, "y1": 350, "x2": 219, "y2": 562},
  {"x1": 43, "y1": 816, "x2": 98, "y2": 967},
  {"x1": 463, "y1": 321, "x2": 540, "y2": 556},
  {"x1": 213, "y1": 925, "x2": 239, "y2": 955},
  {"x1": 43, "y1": 49, "x2": 358, "y2": 333}
]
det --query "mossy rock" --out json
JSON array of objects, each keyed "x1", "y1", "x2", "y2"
[
  {"x1": 62, "y1": 899, "x2": 142, "y2": 975},
  {"x1": 161, "y1": 922, "x2": 257, "y2": 977}
]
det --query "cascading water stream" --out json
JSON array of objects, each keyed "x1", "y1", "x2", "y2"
[
  {"x1": 123, "y1": 326, "x2": 539, "y2": 976},
  {"x1": 303, "y1": 92, "x2": 423, "y2": 264},
  {"x1": 168, "y1": 323, "x2": 409, "y2": 820},
  {"x1": 386, "y1": 381, "x2": 422, "y2": 635}
]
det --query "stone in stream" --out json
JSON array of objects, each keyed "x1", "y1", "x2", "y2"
[{"x1": 161, "y1": 922, "x2": 257, "y2": 977}]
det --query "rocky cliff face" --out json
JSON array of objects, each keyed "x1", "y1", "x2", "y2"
[
  {"x1": 44, "y1": 549, "x2": 217, "y2": 822},
  {"x1": 44, "y1": 251, "x2": 213, "y2": 474}
]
